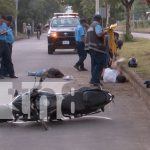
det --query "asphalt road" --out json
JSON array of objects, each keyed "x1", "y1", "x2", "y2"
[{"x1": 0, "y1": 33, "x2": 150, "y2": 150}]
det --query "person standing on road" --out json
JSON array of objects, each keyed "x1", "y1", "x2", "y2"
[
  {"x1": 36, "y1": 23, "x2": 42, "y2": 39},
  {"x1": 26, "y1": 23, "x2": 31, "y2": 38},
  {"x1": 74, "y1": 18, "x2": 88, "y2": 71},
  {"x1": 85, "y1": 14, "x2": 107, "y2": 87},
  {"x1": 0, "y1": 15, "x2": 18, "y2": 78},
  {"x1": 0, "y1": 15, "x2": 8, "y2": 79}
]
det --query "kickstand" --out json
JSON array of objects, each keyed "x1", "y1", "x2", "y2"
[{"x1": 40, "y1": 119, "x2": 48, "y2": 131}]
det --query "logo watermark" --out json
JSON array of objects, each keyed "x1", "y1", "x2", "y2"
[{"x1": 0, "y1": 81, "x2": 76, "y2": 120}]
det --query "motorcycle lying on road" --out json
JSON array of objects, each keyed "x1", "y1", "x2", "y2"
[{"x1": 0, "y1": 76, "x2": 114, "y2": 130}]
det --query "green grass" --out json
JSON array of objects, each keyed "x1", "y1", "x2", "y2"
[{"x1": 118, "y1": 38, "x2": 150, "y2": 80}]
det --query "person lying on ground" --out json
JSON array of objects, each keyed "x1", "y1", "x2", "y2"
[{"x1": 102, "y1": 60, "x2": 127, "y2": 83}]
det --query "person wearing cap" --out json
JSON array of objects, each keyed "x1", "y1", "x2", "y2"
[
  {"x1": 0, "y1": 16, "x2": 8, "y2": 79},
  {"x1": 0, "y1": 15, "x2": 18, "y2": 78},
  {"x1": 74, "y1": 18, "x2": 88, "y2": 71},
  {"x1": 85, "y1": 14, "x2": 107, "y2": 87},
  {"x1": 26, "y1": 23, "x2": 32, "y2": 38}
]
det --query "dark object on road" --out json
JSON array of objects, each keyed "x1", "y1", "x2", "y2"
[
  {"x1": 46, "y1": 68, "x2": 64, "y2": 78},
  {"x1": 144, "y1": 80, "x2": 150, "y2": 88},
  {"x1": 0, "y1": 77, "x2": 114, "y2": 130},
  {"x1": 116, "y1": 75, "x2": 127, "y2": 83},
  {"x1": 128, "y1": 57, "x2": 138, "y2": 68}
]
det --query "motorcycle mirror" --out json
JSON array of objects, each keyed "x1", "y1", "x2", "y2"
[{"x1": 13, "y1": 89, "x2": 19, "y2": 97}]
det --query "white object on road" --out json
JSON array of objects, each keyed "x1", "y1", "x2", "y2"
[
  {"x1": 63, "y1": 75, "x2": 74, "y2": 80},
  {"x1": 103, "y1": 68, "x2": 119, "y2": 83}
]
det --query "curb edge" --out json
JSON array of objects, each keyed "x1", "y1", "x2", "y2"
[{"x1": 118, "y1": 63, "x2": 150, "y2": 109}]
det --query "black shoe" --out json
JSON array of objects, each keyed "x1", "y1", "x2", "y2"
[
  {"x1": 9, "y1": 75, "x2": 18, "y2": 78},
  {"x1": 74, "y1": 65, "x2": 81, "y2": 71},
  {"x1": 89, "y1": 81, "x2": 103, "y2": 86},
  {"x1": 80, "y1": 68, "x2": 88, "y2": 71},
  {"x1": 91, "y1": 83, "x2": 103, "y2": 89},
  {"x1": 90, "y1": 81, "x2": 103, "y2": 89}
]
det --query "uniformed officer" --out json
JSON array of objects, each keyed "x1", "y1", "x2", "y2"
[
  {"x1": 0, "y1": 16, "x2": 18, "y2": 78},
  {"x1": 85, "y1": 14, "x2": 107, "y2": 87},
  {"x1": 0, "y1": 15, "x2": 8, "y2": 79},
  {"x1": 74, "y1": 18, "x2": 88, "y2": 71}
]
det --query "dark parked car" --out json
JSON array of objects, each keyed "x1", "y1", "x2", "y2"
[{"x1": 47, "y1": 13, "x2": 79, "y2": 54}]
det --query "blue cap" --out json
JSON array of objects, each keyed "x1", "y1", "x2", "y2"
[
  {"x1": 93, "y1": 14, "x2": 102, "y2": 21},
  {"x1": 6, "y1": 16, "x2": 13, "y2": 22}
]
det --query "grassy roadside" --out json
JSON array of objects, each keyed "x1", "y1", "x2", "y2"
[
  {"x1": 118, "y1": 38, "x2": 150, "y2": 80},
  {"x1": 117, "y1": 24, "x2": 150, "y2": 33}
]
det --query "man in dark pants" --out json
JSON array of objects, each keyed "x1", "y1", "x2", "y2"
[
  {"x1": 86, "y1": 14, "x2": 107, "y2": 87},
  {"x1": 0, "y1": 16, "x2": 18, "y2": 78},
  {"x1": 0, "y1": 16, "x2": 8, "y2": 79},
  {"x1": 74, "y1": 18, "x2": 88, "y2": 71}
]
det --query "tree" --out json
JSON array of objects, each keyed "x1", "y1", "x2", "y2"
[
  {"x1": 17, "y1": 0, "x2": 61, "y2": 32},
  {"x1": 0, "y1": 0, "x2": 15, "y2": 16},
  {"x1": 121, "y1": 0, "x2": 134, "y2": 39},
  {"x1": 80, "y1": 0, "x2": 95, "y2": 21}
]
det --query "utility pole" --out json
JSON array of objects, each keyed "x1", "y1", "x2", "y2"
[
  {"x1": 15, "y1": 0, "x2": 18, "y2": 37},
  {"x1": 95, "y1": 0, "x2": 100, "y2": 14}
]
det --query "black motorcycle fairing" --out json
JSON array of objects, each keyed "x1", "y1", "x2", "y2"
[
  {"x1": 83, "y1": 90, "x2": 112, "y2": 108},
  {"x1": 61, "y1": 87, "x2": 113, "y2": 116}
]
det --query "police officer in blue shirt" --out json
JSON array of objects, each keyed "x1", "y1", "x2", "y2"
[
  {"x1": 74, "y1": 18, "x2": 88, "y2": 71},
  {"x1": 0, "y1": 16, "x2": 8, "y2": 78},
  {"x1": 0, "y1": 16, "x2": 18, "y2": 78}
]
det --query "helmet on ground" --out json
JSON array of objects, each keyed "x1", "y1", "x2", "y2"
[{"x1": 128, "y1": 57, "x2": 138, "y2": 67}]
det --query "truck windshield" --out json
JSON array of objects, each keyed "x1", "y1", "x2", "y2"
[{"x1": 51, "y1": 17, "x2": 79, "y2": 27}]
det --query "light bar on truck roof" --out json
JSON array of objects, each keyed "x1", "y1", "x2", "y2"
[{"x1": 54, "y1": 13, "x2": 79, "y2": 17}]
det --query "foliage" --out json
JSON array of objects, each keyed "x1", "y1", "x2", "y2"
[
  {"x1": 18, "y1": 0, "x2": 61, "y2": 24},
  {"x1": 133, "y1": 0, "x2": 149, "y2": 20},
  {"x1": 0, "y1": 0, "x2": 16, "y2": 16},
  {"x1": 17, "y1": 0, "x2": 61, "y2": 32},
  {"x1": 1, "y1": 0, "x2": 150, "y2": 34},
  {"x1": 80, "y1": 0, "x2": 95, "y2": 21}
]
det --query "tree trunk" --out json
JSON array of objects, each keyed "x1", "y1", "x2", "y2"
[{"x1": 126, "y1": 6, "x2": 132, "y2": 36}]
